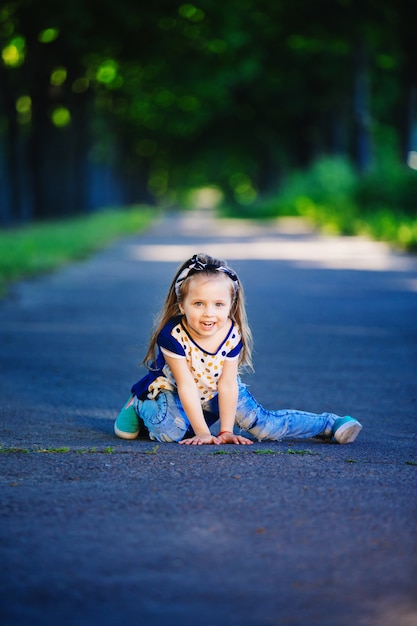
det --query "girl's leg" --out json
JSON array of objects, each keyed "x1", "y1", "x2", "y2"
[
  {"x1": 235, "y1": 380, "x2": 337, "y2": 441},
  {"x1": 135, "y1": 391, "x2": 191, "y2": 443}
]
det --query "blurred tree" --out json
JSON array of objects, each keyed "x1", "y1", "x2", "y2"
[{"x1": 0, "y1": 0, "x2": 415, "y2": 224}]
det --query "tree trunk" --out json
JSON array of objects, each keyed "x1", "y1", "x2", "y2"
[
  {"x1": 0, "y1": 66, "x2": 21, "y2": 225},
  {"x1": 353, "y1": 40, "x2": 373, "y2": 173}
]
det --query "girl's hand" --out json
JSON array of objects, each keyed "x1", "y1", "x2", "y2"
[
  {"x1": 179, "y1": 434, "x2": 220, "y2": 445},
  {"x1": 217, "y1": 432, "x2": 253, "y2": 445}
]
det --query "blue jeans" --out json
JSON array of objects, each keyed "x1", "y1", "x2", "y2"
[{"x1": 134, "y1": 380, "x2": 339, "y2": 443}]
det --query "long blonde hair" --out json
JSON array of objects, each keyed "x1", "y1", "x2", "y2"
[{"x1": 143, "y1": 253, "x2": 253, "y2": 370}]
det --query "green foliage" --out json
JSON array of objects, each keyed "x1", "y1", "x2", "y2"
[
  {"x1": 221, "y1": 158, "x2": 358, "y2": 225},
  {"x1": 276, "y1": 157, "x2": 359, "y2": 235},
  {"x1": 355, "y1": 164, "x2": 417, "y2": 216},
  {"x1": 355, "y1": 210, "x2": 417, "y2": 252},
  {"x1": 0, "y1": 206, "x2": 153, "y2": 295},
  {"x1": 1, "y1": 0, "x2": 415, "y2": 222},
  {"x1": 223, "y1": 156, "x2": 417, "y2": 252}
]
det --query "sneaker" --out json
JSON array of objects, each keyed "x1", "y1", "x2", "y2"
[
  {"x1": 114, "y1": 396, "x2": 140, "y2": 439},
  {"x1": 332, "y1": 416, "x2": 363, "y2": 444}
]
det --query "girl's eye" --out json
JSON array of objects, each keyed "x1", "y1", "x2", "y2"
[{"x1": 216, "y1": 302, "x2": 224, "y2": 307}]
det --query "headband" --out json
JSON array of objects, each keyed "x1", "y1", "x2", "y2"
[{"x1": 174, "y1": 255, "x2": 239, "y2": 297}]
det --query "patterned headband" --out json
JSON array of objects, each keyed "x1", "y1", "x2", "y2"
[{"x1": 174, "y1": 254, "x2": 239, "y2": 297}]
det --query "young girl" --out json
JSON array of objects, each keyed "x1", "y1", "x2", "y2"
[{"x1": 114, "y1": 253, "x2": 363, "y2": 446}]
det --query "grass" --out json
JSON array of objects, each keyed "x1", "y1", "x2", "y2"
[
  {"x1": 145, "y1": 444, "x2": 160, "y2": 455},
  {"x1": 0, "y1": 205, "x2": 154, "y2": 296},
  {"x1": 252, "y1": 448, "x2": 319, "y2": 456},
  {"x1": 0, "y1": 446, "x2": 115, "y2": 454},
  {"x1": 253, "y1": 448, "x2": 276, "y2": 455},
  {"x1": 212, "y1": 449, "x2": 234, "y2": 455}
]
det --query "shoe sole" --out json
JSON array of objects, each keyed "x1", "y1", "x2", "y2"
[
  {"x1": 334, "y1": 421, "x2": 362, "y2": 444},
  {"x1": 114, "y1": 423, "x2": 139, "y2": 440}
]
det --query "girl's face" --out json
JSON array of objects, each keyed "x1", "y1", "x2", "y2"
[{"x1": 179, "y1": 273, "x2": 234, "y2": 341}]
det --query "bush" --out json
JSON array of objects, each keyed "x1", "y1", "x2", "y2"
[
  {"x1": 355, "y1": 164, "x2": 417, "y2": 216},
  {"x1": 293, "y1": 157, "x2": 357, "y2": 204},
  {"x1": 219, "y1": 156, "x2": 417, "y2": 252}
]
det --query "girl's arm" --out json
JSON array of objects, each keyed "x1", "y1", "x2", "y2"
[
  {"x1": 216, "y1": 359, "x2": 253, "y2": 445},
  {"x1": 163, "y1": 354, "x2": 219, "y2": 445}
]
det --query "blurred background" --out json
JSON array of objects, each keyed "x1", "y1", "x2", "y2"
[{"x1": 0, "y1": 0, "x2": 416, "y2": 247}]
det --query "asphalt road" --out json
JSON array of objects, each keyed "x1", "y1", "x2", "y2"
[{"x1": 1, "y1": 210, "x2": 416, "y2": 626}]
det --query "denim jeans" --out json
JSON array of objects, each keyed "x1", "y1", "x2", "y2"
[{"x1": 134, "y1": 379, "x2": 339, "y2": 443}]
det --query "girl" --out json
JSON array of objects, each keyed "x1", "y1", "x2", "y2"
[{"x1": 114, "y1": 253, "x2": 362, "y2": 445}]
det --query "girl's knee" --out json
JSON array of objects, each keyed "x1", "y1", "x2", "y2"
[
  {"x1": 138, "y1": 396, "x2": 167, "y2": 426},
  {"x1": 145, "y1": 402, "x2": 189, "y2": 443}
]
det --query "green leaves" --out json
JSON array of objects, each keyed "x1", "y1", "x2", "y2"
[{"x1": 0, "y1": 0, "x2": 413, "y2": 223}]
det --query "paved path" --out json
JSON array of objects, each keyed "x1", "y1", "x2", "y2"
[{"x1": 1, "y1": 211, "x2": 416, "y2": 626}]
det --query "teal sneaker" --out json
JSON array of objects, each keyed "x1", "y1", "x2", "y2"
[
  {"x1": 114, "y1": 396, "x2": 140, "y2": 439},
  {"x1": 332, "y1": 416, "x2": 362, "y2": 444}
]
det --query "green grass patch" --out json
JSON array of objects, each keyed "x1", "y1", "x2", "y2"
[
  {"x1": 253, "y1": 448, "x2": 276, "y2": 455},
  {"x1": 1, "y1": 445, "x2": 116, "y2": 454},
  {"x1": 37, "y1": 447, "x2": 71, "y2": 453},
  {"x1": 145, "y1": 444, "x2": 160, "y2": 455},
  {"x1": 283, "y1": 448, "x2": 319, "y2": 456},
  {"x1": 212, "y1": 449, "x2": 233, "y2": 455},
  {"x1": 252, "y1": 447, "x2": 319, "y2": 456},
  {"x1": 0, "y1": 205, "x2": 154, "y2": 296}
]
